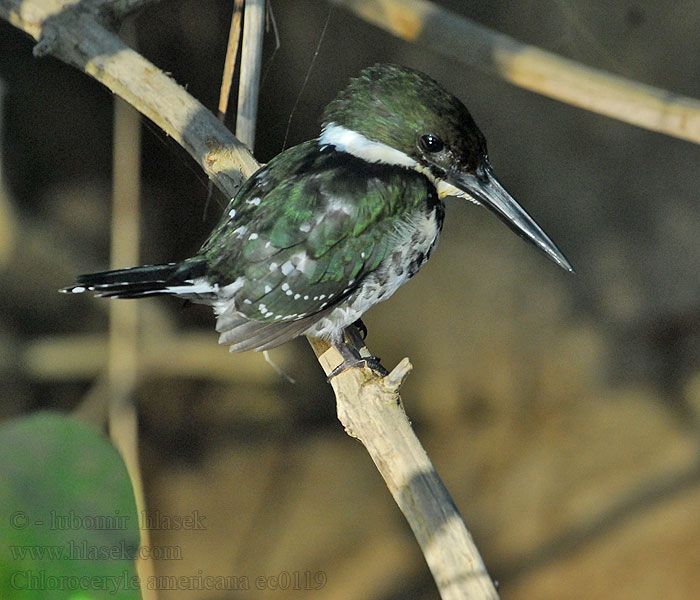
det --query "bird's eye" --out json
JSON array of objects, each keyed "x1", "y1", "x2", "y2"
[{"x1": 419, "y1": 134, "x2": 444, "y2": 153}]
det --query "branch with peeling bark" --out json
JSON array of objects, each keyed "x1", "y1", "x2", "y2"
[
  {"x1": 310, "y1": 339, "x2": 498, "y2": 599},
  {"x1": 2, "y1": 0, "x2": 258, "y2": 194},
  {"x1": 0, "y1": 0, "x2": 499, "y2": 597}
]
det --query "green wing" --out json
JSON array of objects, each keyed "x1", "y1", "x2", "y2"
[{"x1": 200, "y1": 140, "x2": 435, "y2": 323}]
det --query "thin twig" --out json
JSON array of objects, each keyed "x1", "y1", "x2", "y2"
[
  {"x1": 218, "y1": 0, "x2": 245, "y2": 118},
  {"x1": 332, "y1": 0, "x2": 700, "y2": 145},
  {"x1": 107, "y1": 22, "x2": 157, "y2": 594},
  {"x1": 236, "y1": 0, "x2": 266, "y2": 149},
  {"x1": 0, "y1": 79, "x2": 17, "y2": 269},
  {"x1": 205, "y1": 0, "x2": 245, "y2": 220}
]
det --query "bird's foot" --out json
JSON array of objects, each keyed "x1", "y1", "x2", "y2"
[
  {"x1": 326, "y1": 355, "x2": 388, "y2": 382},
  {"x1": 326, "y1": 335, "x2": 388, "y2": 382}
]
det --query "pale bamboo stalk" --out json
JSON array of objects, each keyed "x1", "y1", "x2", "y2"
[
  {"x1": 0, "y1": 79, "x2": 18, "y2": 268},
  {"x1": 107, "y1": 97, "x2": 141, "y2": 436},
  {"x1": 108, "y1": 55, "x2": 157, "y2": 597},
  {"x1": 236, "y1": 0, "x2": 265, "y2": 149},
  {"x1": 219, "y1": 0, "x2": 245, "y2": 119}
]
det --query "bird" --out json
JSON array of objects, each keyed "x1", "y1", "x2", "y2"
[{"x1": 62, "y1": 63, "x2": 572, "y2": 378}]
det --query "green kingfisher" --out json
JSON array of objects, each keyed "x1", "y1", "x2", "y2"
[{"x1": 63, "y1": 64, "x2": 572, "y2": 376}]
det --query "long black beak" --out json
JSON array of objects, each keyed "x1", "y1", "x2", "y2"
[{"x1": 445, "y1": 161, "x2": 573, "y2": 272}]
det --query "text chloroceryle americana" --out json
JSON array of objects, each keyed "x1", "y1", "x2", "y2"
[{"x1": 63, "y1": 64, "x2": 572, "y2": 377}]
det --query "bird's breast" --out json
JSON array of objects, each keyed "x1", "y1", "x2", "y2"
[
  {"x1": 294, "y1": 205, "x2": 444, "y2": 342},
  {"x1": 382, "y1": 204, "x2": 444, "y2": 283}
]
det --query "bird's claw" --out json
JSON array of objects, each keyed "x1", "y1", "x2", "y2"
[
  {"x1": 326, "y1": 355, "x2": 388, "y2": 382},
  {"x1": 352, "y1": 318, "x2": 368, "y2": 340}
]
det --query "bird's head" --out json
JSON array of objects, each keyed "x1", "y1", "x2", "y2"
[{"x1": 320, "y1": 63, "x2": 572, "y2": 272}]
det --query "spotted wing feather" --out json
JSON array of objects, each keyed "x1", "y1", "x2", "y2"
[{"x1": 199, "y1": 141, "x2": 436, "y2": 349}]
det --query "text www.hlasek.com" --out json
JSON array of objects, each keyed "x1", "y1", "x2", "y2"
[
  {"x1": 12, "y1": 569, "x2": 328, "y2": 593},
  {"x1": 9, "y1": 540, "x2": 181, "y2": 561}
]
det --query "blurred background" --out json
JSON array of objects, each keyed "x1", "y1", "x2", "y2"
[{"x1": 1, "y1": 0, "x2": 700, "y2": 598}]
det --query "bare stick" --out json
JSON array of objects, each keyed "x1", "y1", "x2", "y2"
[
  {"x1": 108, "y1": 92, "x2": 143, "y2": 514},
  {"x1": 332, "y1": 0, "x2": 700, "y2": 145},
  {"x1": 1, "y1": 0, "x2": 259, "y2": 196},
  {"x1": 218, "y1": 0, "x2": 245, "y2": 119},
  {"x1": 236, "y1": 0, "x2": 266, "y2": 149},
  {"x1": 309, "y1": 337, "x2": 499, "y2": 599},
  {"x1": 106, "y1": 22, "x2": 157, "y2": 594}
]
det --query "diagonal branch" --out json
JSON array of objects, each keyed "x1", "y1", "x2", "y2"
[
  {"x1": 310, "y1": 338, "x2": 499, "y2": 599},
  {"x1": 2, "y1": 0, "x2": 259, "y2": 197}
]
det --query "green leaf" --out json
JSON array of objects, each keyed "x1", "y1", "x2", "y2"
[{"x1": 0, "y1": 412, "x2": 141, "y2": 600}]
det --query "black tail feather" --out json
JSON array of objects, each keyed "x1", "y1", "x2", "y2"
[
  {"x1": 76, "y1": 264, "x2": 181, "y2": 286},
  {"x1": 61, "y1": 258, "x2": 208, "y2": 299}
]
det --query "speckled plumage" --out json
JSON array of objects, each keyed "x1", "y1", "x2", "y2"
[
  {"x1": 63, "y1": 63, "x2": 571, "y2": 355},
  {"x1": 200, "y1": 141, "x2": 443, "y2": 344}
]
